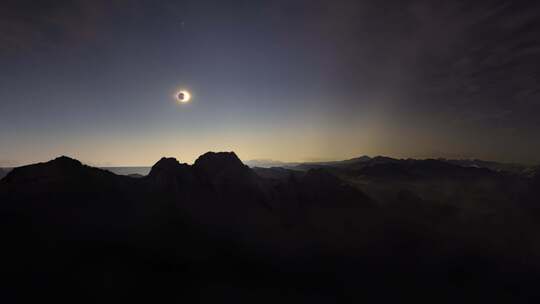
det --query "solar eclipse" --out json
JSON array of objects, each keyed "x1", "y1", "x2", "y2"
[{"x1": 176, "y1": 90, "x2": 191, "y2": 103}]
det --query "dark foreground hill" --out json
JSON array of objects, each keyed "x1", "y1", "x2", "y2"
[
  {"x1": 0, "y1": 167, "x2": 10, "y2": 180},
  {"x1": 1, "y1": 152, "x2": 540, "y2": 303}
]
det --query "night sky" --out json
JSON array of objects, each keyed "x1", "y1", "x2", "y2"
[{"x1": 1, "y1": 0, "x2": 540, "y2": 166}]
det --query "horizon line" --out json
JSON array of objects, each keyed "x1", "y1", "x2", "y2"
[{"x1": 2, "y1": 153, "x2": 537, "y2": 169}]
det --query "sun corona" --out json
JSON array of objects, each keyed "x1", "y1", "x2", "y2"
[{"x1": 176, "y1": 90, "x2": 191, "y2": 103}]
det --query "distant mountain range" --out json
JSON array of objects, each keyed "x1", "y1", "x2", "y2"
[
  {"x1": 248, "y1": 155, "x2": 534, "y2": 175},
  {"x1": 3, "y1": 156, "x2": 530, "y2": 179}
]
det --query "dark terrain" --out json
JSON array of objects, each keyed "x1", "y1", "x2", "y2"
[
  {"x1": 0, "y1": 168, "x2": 10, "y2": 180},
  {"x1": 1, "y1": 152, "x2": 540, "y2": 303}
]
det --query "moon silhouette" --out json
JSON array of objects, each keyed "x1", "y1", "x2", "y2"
[{"x1": 176, "y1": 90, "x2": 191, "y2": 103}]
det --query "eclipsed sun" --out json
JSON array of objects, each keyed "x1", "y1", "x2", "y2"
[{"x1": 176, "y1": 90, "x2": 191, "y2": 103}]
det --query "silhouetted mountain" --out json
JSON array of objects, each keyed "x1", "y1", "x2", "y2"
[
  {"x1": 246, "y1": 156, "x2": 373, "y2": 170},
  {"x1": 292, "y1": 155, "x2": 372, "y2": 171},
  {"x1": 1, "y1": 152, "x2": 539, "y2": 302},
  {"x1": 288, "y1": 155, "x2": 532, "y2": 176},
  {"x1": 147, "y1": 157, "x2": 193, "y2": 189},
  {"x1": 245, "y1": 159, "x2": 298, "y2": 168},
  {"x1": 193, "y1": 152, "x2": 257, "y2": 187},
  {"x1": 354, "y1": 158, "x2": 498, "y2": 180},
  {"x1": 3, "y1": 156, "x2": 116, "y2": 185},
  {"x1": 0, "y1": 156, "x2": 145, "y2": 237}
]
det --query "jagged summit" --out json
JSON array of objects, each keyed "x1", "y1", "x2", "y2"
[
  {"x1": 144, "y1": 152, "x2": 256, "y2": 190},
  {"x1": 194, "y1": 152, "x2": 244, "y2": 169},
  {"x1": 153, "y1": 157, "x2": 181, "y2": 167},
  {"x1": 193, "y1": 152, "x2": 255, "y2": 186},
  {"x1": 147, "y1": 152, "x2": 248, "y2": 178},
  {"x1": 149, "y1": 157, "x2": 182, "y2": 177},
  {"x1": 50, "y1": 155, "x2": 83, "y2": 167},
  {"x1": 147, "y1": 157, "x2": 194, "y2": 189}
]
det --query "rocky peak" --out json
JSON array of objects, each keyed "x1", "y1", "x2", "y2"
[
  {"x1": 194, "y1": 152, "x2": 243, "y2": 169},
  {"x1": 149, "y1": 157, "x2": 182, "y2": 177},
  {"x1": 51, "y1": 155, "x2": 83, "y2": 167},
  {"x1": 194, "y1": 152, "x2": 245, "y2": 175},
  {"x1": 1, "y1": 156, "x2": 104, "y2": 185},
  {"x1": 147, "y1": 157, "x2": 196, "y2": 191},
  {"x1": 193, "y1": 152, "x2": 255, "y2": 186}
]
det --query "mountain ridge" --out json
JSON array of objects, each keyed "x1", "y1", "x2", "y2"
[{"x1": 1, "y1": 151, "x2": 540, "y2": 301}]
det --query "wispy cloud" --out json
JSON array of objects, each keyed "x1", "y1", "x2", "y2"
[{"x1": 0, "y1": 0, "x2": 142, "y2": 54}]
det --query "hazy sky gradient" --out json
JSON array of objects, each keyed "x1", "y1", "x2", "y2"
[{"x1": 1, "y1": 0, "x2": 540, "y2": 166}]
